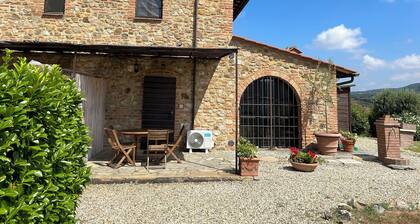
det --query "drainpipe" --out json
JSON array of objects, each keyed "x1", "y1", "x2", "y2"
[
  {"x1": 336, "y1": 75, "x2": 356, "y2": 87},
  {"x1": 191, "y1": 0, "x2": 199, "y2": 129},
  {"x1": 235, "y1": 52, "x2": 239, "y2": 174}
]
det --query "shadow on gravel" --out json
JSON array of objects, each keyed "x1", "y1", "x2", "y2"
[
  {"x1": 355, "y1": 153, "x2": 379, "y2": 162},
  {"x1": 282, "y1": 166, "x2": 298, "y2": 172}
]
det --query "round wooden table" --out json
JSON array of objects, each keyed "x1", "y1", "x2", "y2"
[
  {"x1": 119, "y1": 129, "x2": 174, "y2": 163},
  {"x1": 119, "y1": 129, "x2": 148, "y2": 162}
]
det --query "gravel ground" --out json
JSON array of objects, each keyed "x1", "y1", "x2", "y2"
[{"x1": 76, "y1": 138, "x2": 420, "y2": 224}]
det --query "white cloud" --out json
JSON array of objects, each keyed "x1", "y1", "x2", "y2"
[
  {"x1": 363, "y1": 55, "x2": 386, "y2": 70},
  {"x1": 314, "y1": 24, "x2": 367, "y2": 52},
  {"x1": 361, "y1": 54, "x2": 420, "y2": 71},
  {"x1": 394, "y1": 54, "x2": 420, "y2": 69},
  {"x1": 390, "y1": 72, "x2": 420, "y2": 81}
]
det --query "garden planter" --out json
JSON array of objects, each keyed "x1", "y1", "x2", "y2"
[
  {"x1": 315, "y1": 132, "x2": 340, "y2": 155},
  {"x1": 289, "y1": 160, "x2": 318, "y2": 172},
  {"x1": 239, "y1": 158, "x2": 260, "y2": 176},
  {"x1": 341, "y1": 139, "x2": 355, "y2": 152}
]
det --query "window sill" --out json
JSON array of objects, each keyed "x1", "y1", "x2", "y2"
[
  {"x1": 42, "y1": 13, "x2": 64, "y2": 19},
  {"x1": 133, "y1": 17, "x2": 163, "y2": 23}
]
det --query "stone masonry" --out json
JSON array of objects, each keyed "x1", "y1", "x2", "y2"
[
  {"x1": 231, "y1": 37, "x2": 339, "y2": 146},
  {"x1": 0, "y1": 0, "x2": 232, "y2": 48},
  {"x1": 1, "y1": 1, "x2": 352, "y2": 155},
  {"x1": 400, "y1": 123, "x2": 416, "y2": 148}
]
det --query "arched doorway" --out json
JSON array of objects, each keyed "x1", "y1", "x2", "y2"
[{"x1": 240, "y1": 76, "x2": 300, "y2": 148}]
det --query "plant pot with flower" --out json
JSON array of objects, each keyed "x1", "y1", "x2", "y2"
[
  {"x1": 237, "y1": 138, "x2": 260, "y2": 177},
  {"x1": 289, "y1": 147, "x2": 319, "y2": 172},
  {"x1": 340, "y1": 131, "x2": 358, "y2": 152}
]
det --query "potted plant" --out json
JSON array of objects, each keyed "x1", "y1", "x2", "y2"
[
  {"x1": 340, "y1": 131, "x2": 358, "y2": 152},
  {"x1": 289, "y1": 147, "x2": 319, "y2": 172},
  {"x1": 237, "y1": 138, "x2": 260, "y2": 176},
  {"x1": 303, "y1": 61, "x2": 340, "y2": 155}
]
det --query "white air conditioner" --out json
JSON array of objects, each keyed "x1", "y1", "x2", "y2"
[{"x1": 186, "y1": 130, "x2": 214, "y2": 153}]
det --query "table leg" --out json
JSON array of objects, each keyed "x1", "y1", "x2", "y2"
[{"x1": 134, "y1": 136, "x2": 139, "y2": 166}]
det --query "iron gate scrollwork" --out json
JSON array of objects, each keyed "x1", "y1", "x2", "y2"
[{"x1": 240, "y1": 76, "x2": 300, "y2": 148}]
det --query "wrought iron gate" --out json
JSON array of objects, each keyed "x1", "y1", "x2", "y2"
[{"x1": 240, "y1": 76, "x2": 300, "y2": 148}]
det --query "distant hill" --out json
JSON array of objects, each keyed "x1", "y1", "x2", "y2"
[{"x1": 351, "y1": 83, "x2": 420, "y2": 107}]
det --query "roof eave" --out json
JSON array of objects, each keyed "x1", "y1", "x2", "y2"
[{"x1": 233, "y1": 0, "x2": 249, "y2": 20}]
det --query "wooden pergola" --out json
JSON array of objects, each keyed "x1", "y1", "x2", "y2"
[{"x1": 0, "y1": 41, "x2": 242, "y2": 173}]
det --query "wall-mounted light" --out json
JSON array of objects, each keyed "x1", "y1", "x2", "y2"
[{"x1": 133, "y1": 61, "x2": 140, "y2": 73}]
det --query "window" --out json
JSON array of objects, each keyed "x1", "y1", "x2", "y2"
[
  {"x1": 135, "y1": 0, "x2": 163, "y2": 19},
  {"x1": 44, "y1": 0, "x2": 65, "y2": 14}
]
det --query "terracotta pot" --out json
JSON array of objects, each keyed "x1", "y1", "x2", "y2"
[
  {"x1": 239, "y1": 158, "x2": 260, "y2": 176},
  {"x1": 289, "y1": 160, "x2": 318, "y2": 172},
  {"x1": 315, "y1": 132, "x2": 340, "y2": 155},
  {"x1": 341, "y1": 139, "x2": 355, "y2": 152}
]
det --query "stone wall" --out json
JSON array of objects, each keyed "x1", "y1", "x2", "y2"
[
  {"x1": 0, "y1": 0, "x2": 232, "y2": 48},
  {"x1": 20, "y1": 52, "x2": 235, "y2": 154},
  {"x1": 230, "y1": 37, "x2": 339, "y2": 146},
  {"x1": 12, "y1": 33, "x2": 342, "y2": 152}
]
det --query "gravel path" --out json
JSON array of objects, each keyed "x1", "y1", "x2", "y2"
[{"x1": 76, "y1": 138, "x2": 420, "y2": 224}]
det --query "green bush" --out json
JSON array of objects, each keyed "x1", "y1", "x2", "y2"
[
  {"x1": 351, "y1": 102, "x2": 370, "y2": 135},
  {"x1": 0, "y1": 51, "x2": 91, "y2": 223},
  {"x1": 237, "y1": 138, "x2": 257, "y2": 158},
  {"x1": 369, "y1": 90, "x2": 420, "y2": 136}
]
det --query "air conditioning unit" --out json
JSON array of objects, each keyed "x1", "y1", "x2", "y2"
[{"x1": 186, "y1": 130, "x2": 214, "y2": 153}]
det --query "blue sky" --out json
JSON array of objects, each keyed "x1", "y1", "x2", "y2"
[{"x1": 233, "y1": 0, "x2": 420, "y2": 91}]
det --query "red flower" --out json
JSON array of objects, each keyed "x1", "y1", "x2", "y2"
[
  {"x1": 308, "y1": 150, "x2": 317, "y2": 159},
  {"x1": 290, "y1": 147, "x2": 299, "y2": 155}
]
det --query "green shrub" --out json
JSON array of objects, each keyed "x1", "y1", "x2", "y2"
[
  {"x1": 369, "y1": 90, "x2": 420, "y2": 136},
  {"x1": 237, "y1": 138, "x2": 257, "y2": 158},
  {"x1": 0, "y1": 51, "x2": 91, "y2": 223},
  {"x1": 351, "y1": 102, "x2": 370, "y2": 135},
  {"x1": 340, "y1": 131, "x2": 358, "y2": 142}
]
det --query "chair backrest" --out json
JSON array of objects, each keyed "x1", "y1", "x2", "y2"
[
  {"x1": 173, "y1": 124, "x2": 186, "y2": 147},
  {"x1": 104, "y1": 128, "x2": 122, "y2": 150},
  {"x1": 147, "y1": 130, "x2": 169, "y2": 145}
]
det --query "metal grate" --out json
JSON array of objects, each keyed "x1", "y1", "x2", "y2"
[{"x1": 240, "y1": 76, "x2": 300, "y2": 148}]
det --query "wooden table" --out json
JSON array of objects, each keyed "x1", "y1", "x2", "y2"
[{"x1": 119, "y1": 129, "x2": 173, "y2": 163}]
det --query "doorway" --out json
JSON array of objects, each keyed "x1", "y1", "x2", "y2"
[{"x1": 240, "y1": 76, "x2": 300, "y2": 148}]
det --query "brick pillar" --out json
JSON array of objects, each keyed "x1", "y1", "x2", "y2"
[{"x1": 374, "y1": 115, "x2": 409, "y2": 166}]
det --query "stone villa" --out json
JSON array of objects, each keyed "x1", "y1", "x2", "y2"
[{"x1": 0, "y1": 0, "x2": 358, "y2": 159}]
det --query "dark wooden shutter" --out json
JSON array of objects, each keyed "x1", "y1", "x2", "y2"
[
  {"x1": 142, "y1": 76, "x2": 176, "y2": 130},
  {"x1": 337, "y1": 87, "x2": 351, "y2": 131}
]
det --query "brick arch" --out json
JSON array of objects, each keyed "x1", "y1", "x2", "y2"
[
  {"x1": 238, "y1": 69, "x2": 303, "y2": 104},
  {"x1": 236, "y1": 70, "x2": 304, "y2": 147}
]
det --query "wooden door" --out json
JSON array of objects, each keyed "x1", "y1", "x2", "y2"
[{"x1": 142, "y1": 76, "x2": 176, "y2": 133}]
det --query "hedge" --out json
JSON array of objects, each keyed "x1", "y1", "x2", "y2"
[
  {"x1": 351, "y1": 102, "x2": 370, "y2": 135},
  {"x1": 369, "y1": 89, "x2": 420, "y2": 136},
  {"x1": 0, "y1": 51, "x2": 91, "y2": 223}
]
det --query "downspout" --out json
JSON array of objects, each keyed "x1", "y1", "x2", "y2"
[
  {"x1": 336, "y1": 75, "x2": 356, "y2": 87},
  {"x1": 235, "y1": 52, "x2": 239, "y2": 174},
  {"x1": 191, "y1": 0, "x2": 199, "y2": 129}
]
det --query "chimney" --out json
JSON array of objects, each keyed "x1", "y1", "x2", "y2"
[{"x1": 285, "y1": 46, "x2": 302, "y2": 55}]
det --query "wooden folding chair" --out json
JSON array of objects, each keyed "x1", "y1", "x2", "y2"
[
  {"x1": 146, "y1": 130, "x2": 169, "y2": 170},
  {"x1": 104, "y1": 128, "x2": 136, "y2": 168},
  {"x1": 162, "y1": 125, "x2": 186, "y2": 163}
]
